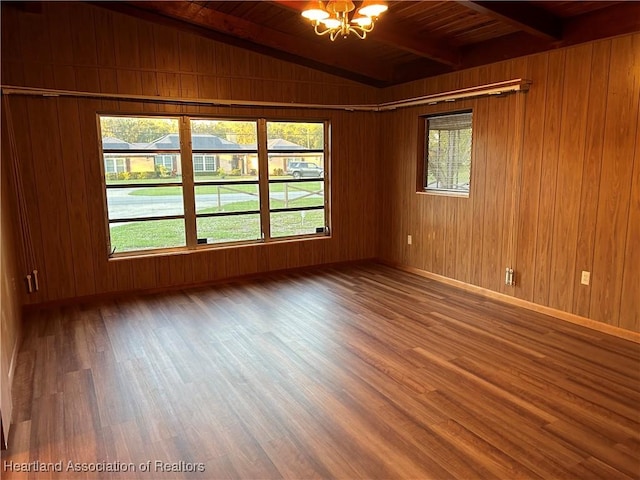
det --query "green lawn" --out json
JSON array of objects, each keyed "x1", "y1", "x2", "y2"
[
  {"x1": 197, "y1": 197, "x2": 323, "y2": 214},
  {"x1": 270, "y1": 209, "x2": 324, "y2": 239},
  {"x1": 109, "y1": 219, "x2": 186, "y2": 251},
  {"x1": 110, "y1": 198, "x2": 325, "y2": 252}
]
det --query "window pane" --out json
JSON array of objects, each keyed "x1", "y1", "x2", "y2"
[
  {"x1": 196, "y1": 215, "x2": 261, "y2": 244},
  {"x1": 155, "y1": 155, "x2": 176, "y2": 170},
  {"x1": 106, "y1": 186, "x2": 184, "y2": 220},
  {"x1": 195, "y1": 184, "x2": 260, "y2": 214},
  {"x1": 190, "y1": 119, "x2": 258, "y2": 148},
  {"x1": 213, "y1": 153, "x2": 258, "y2": 181},
  {"x1": 425, "y1": 112, "x2": 472, "y2": 193},
  {"x1": 105, "y1": 158, "x2": 116, "y2": 173},
  {"x1": 269, "y1": 181, "x2": 324, "y2": 209},
  {"x1": 266, "y1": 153, "x2": 325, "y2": 180},
  {"x1": 270, "y1": 210, "x2": 325, "y2": 238},
  {"x1": 101, "y1": 117, "x2": 179, "y2": 149},
  {"x1": 267, "y1": 122, "x2": 324, "y2": 150},
  {"x1": 190, "y1": 119, "x2": 258, "y2": 183},
  {"x1": 109, "y1": 219, "x2": 185, "y2": 253},
  {"x1": 191, "y1": 154, "x2": 258, "y2": 182},
  {"x1": 104, "y1": 154, "x2": 182, "y2": 185},
  {"x1": 194, "y1": 155, "x2": 204, "y2": 172}
]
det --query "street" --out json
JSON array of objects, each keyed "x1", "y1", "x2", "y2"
[{"x1": 107, "y1": 188, "x2": 322, "y2": 219}]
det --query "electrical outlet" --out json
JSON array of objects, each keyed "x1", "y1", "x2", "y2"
[
  {"x1": 581, "y1": 271, "x2": 590, "y2": 286},
  {"x1": 505, "y1": 267, "x2": 515, "y2": 286},
  {"x1": 407, "y1": 235, "x2": 412, "y2": 245}
]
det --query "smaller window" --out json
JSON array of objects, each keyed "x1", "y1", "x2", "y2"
[
  {"x1": 193, "y1": 155, "x2": 204, "y2": 172},
  {"x1": 105, "y1": 159, "x2": 115, "y2": 174},
  {"x1": 155, "y1": 155, "x2": 174, "y2": 171},
  {"x1": 105, "y1": 157, "x2": 126, "y2": 174},
  {"x1": 423, "y1": 111, "x2": 472, "y2": 195}
]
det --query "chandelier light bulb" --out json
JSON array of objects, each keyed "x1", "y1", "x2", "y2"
[
  {"x1": 321, "y1": 17, "x2": 342, "y2": 28},
  {"x1": 301, "y1": 1, "x2": 330, "y2": 21},
  {"x1": 358, "y1": 1, "x2": 388, "y2": 18},
  {"x1": 352, "y1": 15, "x2": 373, "y2": 26}
]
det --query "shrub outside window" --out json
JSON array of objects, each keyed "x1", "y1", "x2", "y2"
[{"x1": 423, "y1": 111, "x2": 472, "y2": 195}]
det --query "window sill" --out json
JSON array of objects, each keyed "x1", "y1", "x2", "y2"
[
  {"x1": 107, "y1": 233, "x2": 331, "y2": 262},
  {"x1": 417, "y1": 189, "x2": 470, "y2": 198}
]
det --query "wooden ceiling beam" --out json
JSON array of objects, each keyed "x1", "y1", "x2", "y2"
[
  {"x1": 461, "y1": 32, "x2": 551, "y2": 69},
  {"x1": 461, "y1": 2, "x2": 640, "y2": 68},
  {"x1": 373, "y1": 24, "x2": 461, "y2": 67},
  {"x1": 562, "y1": 1, "x2": 640, "y2": 44},
  {"x1": 123, "y1": 1, "x2": 392, "y2": 84},
  {"x1": 456, "y1": 0, "x2": 562, "y2": 41},
  {"x1": 272, "y1": 0, "x2": 461, "y2": 67}
]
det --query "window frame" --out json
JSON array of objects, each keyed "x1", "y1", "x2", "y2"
[
  {"x1": 97, "y1": 113, "x2": 331, "y2": 258},
  {"x1": 99, "y1": 115, "x2": 185, "y2": 255},
  {"x1": 265, "y1": 120, "x2": 328, "y2": 239},
  {"x1": 190, "y1": 117, "x2": 262, "y2": 246},
  {"x1": 417, "y1": 109, "x2": 473, "y2": 197}
]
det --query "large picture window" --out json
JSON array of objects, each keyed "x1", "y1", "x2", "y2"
[
  {"x1": 99, "y1": 115, "x2": 329, "y2": 255},
  {"x1": 423, "y1": 111, "x2": 472, "y2": 195}
]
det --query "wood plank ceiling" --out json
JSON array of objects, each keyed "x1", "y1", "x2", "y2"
[{"x1": 100, "y1": 1, "x2": 640, "y2": 87}]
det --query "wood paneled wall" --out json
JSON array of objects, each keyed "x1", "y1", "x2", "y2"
[
  {"x1": 1, "y1": 109, "x2": 24, "y2": 443},
  {"x1": 1, "y1": 3, "x2": 638, "y2": 334},
  {"x1": 0, "y1": 2, "x2": 380, "y2": 305},
  {"x1": 0, "y1": 3, "x2": 378, "y2": 104},
  {"x1": 380, "y1": 35, "x2": 640, "y2": 333}
]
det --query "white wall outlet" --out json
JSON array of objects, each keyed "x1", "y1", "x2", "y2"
[
  {"x1": 407, "y1": 235, "x2": 412, "y2": 245},
  {"x1": 581, "y1": 271, "x2": 590, "y2": 286}
]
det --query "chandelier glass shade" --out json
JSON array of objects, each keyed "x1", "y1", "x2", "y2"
[{"x1": 301, "y1": 1, "x2": 388, "y2": 41}]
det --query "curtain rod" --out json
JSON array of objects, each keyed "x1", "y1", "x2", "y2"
[{"x1": 1, "y1": 79, "x2": 530, "y2": 112}]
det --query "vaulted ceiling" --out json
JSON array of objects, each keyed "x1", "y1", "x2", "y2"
[{"x1": 101, "y1": 1, "x2": 640, "y2": 87}]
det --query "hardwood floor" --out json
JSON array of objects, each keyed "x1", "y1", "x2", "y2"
[{"x1": 2, "y1": 263, "x2": 639, "y2": 479}]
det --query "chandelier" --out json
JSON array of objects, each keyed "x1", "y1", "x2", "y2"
[{"x1": 301, "y1": 1, "x2": 388, "y2": 41}]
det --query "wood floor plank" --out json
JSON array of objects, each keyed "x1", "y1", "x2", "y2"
[
  {"x1": 426, "y1": 390, "x2": 583, "y2": 477},
  {"x1": 544, "y1": 421, "x2": 640, "y2": 478},
  {"x1": 2, "y1": 262, "x2": 639, "y2": 479}
]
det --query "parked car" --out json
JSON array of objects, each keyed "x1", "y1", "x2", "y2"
[{"x1": 286, "y1": 162, "x2": 324, "y2": 179}]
